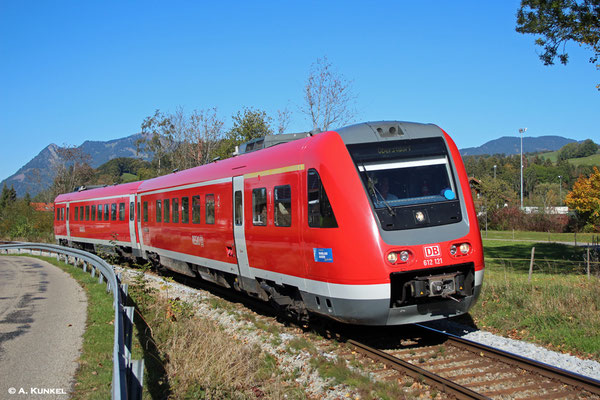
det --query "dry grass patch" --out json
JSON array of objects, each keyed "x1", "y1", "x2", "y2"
[{"x1": 131, "y1": 285, "x2": 299, "y2": 399}]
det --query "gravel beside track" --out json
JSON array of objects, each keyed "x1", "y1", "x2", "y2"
[{"x1": 424, "y1": 319, "x2": 600, "y2": 381}]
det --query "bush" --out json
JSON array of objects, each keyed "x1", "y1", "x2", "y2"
[
  {"x1": 0, "y1": 200, "x2": 54, "y2": 242},
  {"x1": 487, "y1": 207, "x2": 569, "y2": 232}
]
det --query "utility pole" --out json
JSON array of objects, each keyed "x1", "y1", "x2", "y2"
[
  {"x1": 558, "y1": 175, "x2": 562, "y2": 205},
  {"x1": 519, "y1": 128, "x2": 527, "y2": 209}
]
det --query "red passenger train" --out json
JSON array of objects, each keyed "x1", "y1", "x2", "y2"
[{"x1": 54, "y1": 121, "x2": 484, "y2": 325}]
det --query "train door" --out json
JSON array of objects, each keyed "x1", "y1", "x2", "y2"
[
  {"x1": 129, "y1": 195, "x2": 137, "y2": 246},
  {"x1": 136, "y1": 194, "x2": 144, "y2": 255},
  {"x1": 232, "y1": 176, "x2": 253, "y2": 290},
  {"x1": 66, "y1": 203, "x2": 71, "y2": 240}
]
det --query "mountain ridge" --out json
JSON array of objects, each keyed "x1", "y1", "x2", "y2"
[
  {"x1": 459, "y1": 135, "x2": 577, "y2": 156},
  {"x1": 1, "y1": 134, "x2": 145, "y2": 197}
]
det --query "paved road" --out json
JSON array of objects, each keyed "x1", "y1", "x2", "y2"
[{"x1": 0, "y1": 256, "x2": 87, "y2": 399}]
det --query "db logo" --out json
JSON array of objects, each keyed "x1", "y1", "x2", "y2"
[{"x1": 424, "y1": 245, "x2": 441, "y2": 258}]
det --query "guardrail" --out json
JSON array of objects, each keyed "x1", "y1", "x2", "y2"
[{"x1": 0, "y1": 243, "x2": 143, "y2": 400}]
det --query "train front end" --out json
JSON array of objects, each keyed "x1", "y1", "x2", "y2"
[{"x1": 332, "y1": 122, "x2": 484, "y2": 325}]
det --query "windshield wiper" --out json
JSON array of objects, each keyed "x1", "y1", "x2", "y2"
[{"x1": 360, "y1": 161, "x2": 395, "y2": 217}]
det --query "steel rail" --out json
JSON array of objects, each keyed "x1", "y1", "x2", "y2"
[
  {"x1": 0, "y1": 242, "x2": 142, "y2": 400},
  {"x1": 415, "y1": 324, "x2": 600, "y2": 396},
  {"x1": 347, "y1": 339, "x2": 489, "y2": 400}
]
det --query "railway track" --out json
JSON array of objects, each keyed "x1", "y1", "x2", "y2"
[{"x1": 347, "y1": 324, "x2": 600, "y2": 399}]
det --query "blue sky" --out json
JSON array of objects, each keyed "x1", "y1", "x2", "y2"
[{"x1": 1, "y1": 1, "x2": 598, "y2": 183}]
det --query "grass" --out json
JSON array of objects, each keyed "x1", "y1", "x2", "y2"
[
  {"x1": 539, "y1": 150, "x2": 600, "y2": 166},
  {"x1": 467, "y1": 264, "x2": 600, "y2": 360},
  {"x1": 2, "y1": 254, "x2": 115, "y2": 399}
]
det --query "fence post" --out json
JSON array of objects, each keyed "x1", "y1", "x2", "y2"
[
  {"x1": 528, "y1": 247, "x2": 535, "y2": 283},
  {"x1": 587, "y1": 247, "x2": 591, "y2": 279}
]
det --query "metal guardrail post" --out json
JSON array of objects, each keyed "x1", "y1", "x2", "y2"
[
  {"x1": 129, "y1": 359, "x2": 144, "y2": 400},
  {"x1": 0, "y1": 243, "x2": 142, "y2": 400}
]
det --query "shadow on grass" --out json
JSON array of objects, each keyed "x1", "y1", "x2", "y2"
[
  {"x1": 484, "y1": 242, "x2": 590, "y2": 274},
  {"x1": 128, "y1": 295, "x2": 171, "y2": 400}
]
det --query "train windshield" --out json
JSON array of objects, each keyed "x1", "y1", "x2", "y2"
[
  {"x1": 347, "y1": 137, "x2": 462, "y2": 230},
  {"x1": 358, "y1": 155, "x2": 456, "y2": 209}
]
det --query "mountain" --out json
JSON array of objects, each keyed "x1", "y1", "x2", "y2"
[
  {"x1": 1, "y1": 134, "x2": 145, "y2": 198},
  {"x1": 460, "y1": 136, "x2": 576, "y2": 156}
]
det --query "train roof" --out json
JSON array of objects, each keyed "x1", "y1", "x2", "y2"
[
  {"x1": 55, "y1": 181, "x2": 143, "y2": 203},
  {"x1": 336, "y1": 121, "x2": 444, "y2": 145}
]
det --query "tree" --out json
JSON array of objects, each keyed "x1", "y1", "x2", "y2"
[
  {"x1": 516, "y1": 0, "x2": 600, "y2": 89},
  {"x1": 51, "y1": 146, "x2": 95, "y2": 197},
  {"x1": 172, "y1": 107, "x2": 225, "y2": 169},
  {"x1": 565, "y1": 166, "x2": 600, "y2": 231},
  {"x1": 0, "y1": 184, "x2": 17, "y2": 210},
  {"x1": 301, "y1": 56, "x2": 357, "y2": 131},
  {"x1": 276, "y1": 106, "x2": 292, "y2": 134},
  {"x1": 558, "y1": 139, "x2": 599, "y2": 160},
  {"x1": 479, "y1": 178, "x2": 517, "y2": 212},
  {"x1": 216, "y1": 108, "x2": 273, "y2": 159},
  {"x1": 136, "y1": 110, "x2": 177, "y2": 175},
  {"x1": 531, "y1": 182, "x2": 561, "y2": 208}
]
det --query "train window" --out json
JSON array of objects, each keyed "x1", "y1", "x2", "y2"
[
  {"x1": 85, "y1": 205, "x2": 89, "y2": 221},
  {"x1": 307, "y1": 169, "x2": 338, "y2": 228},
  {"x1": 98, "y1": 204, "x2": 103, "y2": 221},
  {"x1": 234, "y1": 191, "x2": 242, "y2": 226},
  {"x1": 129, "y1": 202, "x2": 134, "y2": 221},
  {"x1": 137, "y1": 202, "x2": 140, "y2": 222},
  {"x1": 104, "y1": 204, "x2": 109, "y2": 221},
  {"x1": 164, "y1": 199, "x2": 170, "y2": 223},
  {"x1": 80, "y1": 206, "x2": 84, "y2": 221},
  {"x1": 192, "y1": 195, "x2": 201, "y2": 224},
  {"x1": 182, "y1": 197, "x2": 189, "y2": 223},
  {"x1": 205, "y1": 194, "x2": 215, "y2": 224},
  {"x1": 172, "y1": 198, "x2": 179, "y2": 223},
  {"x1": 74, "y1": 206, "x2": 78, "y2": 221},
  {"x1": 91, "y1": 205, "x2": 96, "y2": 221},
  {"x1": 274, "y1": 185, "x2": 292, "y2": 227},
  {"x1": 56, "y1": 208, "x2": 60, "y2": 220},
  {"x1": 111, "y1": 203, "x2": 117, "y2": 221},
  {"x1": 61, "y1": 208, "x2": 65, "y2": 221},
  {"x1": 156, "y1": 200, "x2": 162, "y2": 222},
  {"x1": 118, "y1": 203, "x2": 124, "y2": 221},
  {"x1": 143, "y1": 202, "x2": 148, "y2": 222},
  {"x1": 252, "y1": 188, "x2": 267, "y2": 226}
]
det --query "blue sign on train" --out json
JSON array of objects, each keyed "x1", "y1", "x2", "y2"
[{"x1": 313, "y1": 248, "x2": 333, "y2": 263}]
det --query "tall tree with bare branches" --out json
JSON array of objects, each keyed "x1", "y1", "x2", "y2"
[
  {"x1": 51, "y1": 145, "x2": 95, "y2": 196},
  {"x1": 301, "y1": 56, "x2": 356, "y2": 131}
]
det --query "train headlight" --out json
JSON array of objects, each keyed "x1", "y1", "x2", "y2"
[
  {"x1": 400, "y1": 251, "x2": 410, "y2": 262},
  {"x1": 460, "y1": 243, "x2": 470, "y2": 255},
  {"x1": 450, "y1": 245, "x2": 457, "y2": 255},
  {"x1": 387, "y1": 252, "x2": 398, "y2": 264},
  {"x1": 415, "y1": 211, "x2": 425, "y2": 223}
]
